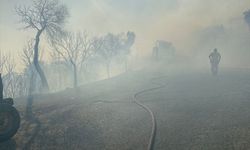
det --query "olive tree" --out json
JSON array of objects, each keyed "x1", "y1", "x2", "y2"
[{"x1": 16, "y1": 0, "x2": 69, "y2": 91}]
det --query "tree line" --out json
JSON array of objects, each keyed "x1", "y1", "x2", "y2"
[{"x1": 0, "y1": 0, "x2": 135, "y2": 98}]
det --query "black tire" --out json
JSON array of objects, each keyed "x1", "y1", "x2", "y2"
[{"x1": 0, "y1": 104, "x2": 20, "y2": 142}]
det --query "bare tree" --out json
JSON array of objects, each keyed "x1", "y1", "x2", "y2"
[
  {"x1": 49, "y1": 50, "x2": 64, "y2": 90},
  {"x1": 93, "y1": 33, "x2": 123, "y2": 78},
  {"x1": 93, "y1": 32, "x2": 135, "y2": 78},
  {"x1": 2, "y1": 55, "x2": 23, "y2": 98},
  {"x1": 20, "y1": 40, "x2": 39, "y2": 95},
  {"x1": 79, "y1": 32, "x2": 95, "y2": 73},
  {"x1": 16, "y1": 0, "x2": 69, "y2": 91},
  {"x1": 21, "y1": 40, "x2": 35, "y2": 67},
  {"x1": 2, "y1": 55, "x2": 16, "y2": 97},
  {"x1": 121, "y1": 32, "x2": 136, "y2": 54},
  {"x1": 119, "y1": 31, "x2": 136, "y2": 71},
  {"x1": 0, "y1": 52, "x2": 7, "y2": 74},
  {"x1": 50, "y1": 31, "x2": 93, "y2": 88}
]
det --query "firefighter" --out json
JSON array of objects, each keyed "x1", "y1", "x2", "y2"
[{"x1": 209, "y1": 48, "x2": 221, "y2": 75}]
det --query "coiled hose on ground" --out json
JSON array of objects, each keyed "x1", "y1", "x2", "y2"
[
  {"x1": 133, "y1": 76, "x2": 167, "y2": 150},
  {"x1": 94, "y1": 75, "x2": 167, "y2": 150}
]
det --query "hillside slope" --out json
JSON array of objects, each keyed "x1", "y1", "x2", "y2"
[{"x1": 1, "y1": 67, "x2": 250, "y2": 150}]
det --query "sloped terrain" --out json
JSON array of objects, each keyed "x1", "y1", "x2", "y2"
[{"x1": 1, "y1": 67, "x2": 250, "y2": 150}]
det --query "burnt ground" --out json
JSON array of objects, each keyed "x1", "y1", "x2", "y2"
[{"x1": 1, "y1": 67, "x2": 250, "y2": 150}]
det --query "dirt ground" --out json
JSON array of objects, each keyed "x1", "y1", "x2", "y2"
[{"x1": 1, "y1": 67, "x2": 250, "y2": 150}]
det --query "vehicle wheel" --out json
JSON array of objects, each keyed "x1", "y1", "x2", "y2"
[{"x1": 0, "y1": 104, "x2": 20, "y2": 142}]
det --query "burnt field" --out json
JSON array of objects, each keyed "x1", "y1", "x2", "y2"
[{"x1": 1, "y1": 67, "x2": 250, "y2": 150}]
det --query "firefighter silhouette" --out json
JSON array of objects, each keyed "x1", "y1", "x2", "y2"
[{"x1": 209, "y1": 48, "x2": 221, "y2": 75}]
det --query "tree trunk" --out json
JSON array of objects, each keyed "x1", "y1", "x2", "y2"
[
  {"x1": 72, "y1": 63, "x2": 77, "y2": 88},
  {"x1": 33, "y1": 30, "x2": 49, "y2": 91}
]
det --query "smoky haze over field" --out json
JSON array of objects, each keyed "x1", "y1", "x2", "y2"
[
  {"x1": 1, "y1": 0, "x2": 250, "y2": 69},
  {"x1": 0, "y1": 1, "x2": 250, "y2": 150}
]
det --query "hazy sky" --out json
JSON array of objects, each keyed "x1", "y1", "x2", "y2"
[{"x1": 0, "y1": 0, "x2": 250, "y2": 69}]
